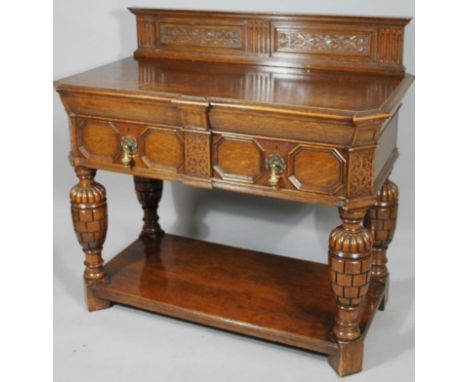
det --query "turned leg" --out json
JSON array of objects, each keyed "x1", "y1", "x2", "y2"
[
  {"x1": 134, "y1": 176, "x2": 164, "y2": 240},
  {"x1": 70, "y1": 166, "x2": 111, "y2": 311},
  {"x1": 328, "y1": 207, "x2": 373, "y2": 376},
  {"x1": 364, "y1": 179, "x2": 399, "y2": 310}
]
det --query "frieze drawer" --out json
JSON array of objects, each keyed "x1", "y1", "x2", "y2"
[
  {"x1": 72, "y1": 118, "x2": 185, "y2": 177},
  {"x1": 211, "y1": 134, "x2": 347, "y2": 196}
]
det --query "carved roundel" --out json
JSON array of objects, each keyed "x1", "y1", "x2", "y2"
[
  {"x1": 77, "y1": 119, "x2": 121, "y2": 163},
  {"x1": 288, "y1": 145, "x2": 345, "y2": 194},
  {"x1": 139, "y1": 127, "x2": 184, "y2": 170},
  {"x1": 213, "y1": 136, "x2": 265, "y2": 183}
]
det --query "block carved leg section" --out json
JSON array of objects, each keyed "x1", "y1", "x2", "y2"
[
  {"x1": 70, "y1": 166, "x2": 111, "y2": 311},
  {"x1": 328, "y1": 207, "x2": 373, "y2": 376},
  {"x1": 365, "y1": 179, "x2": 399, "y2": 311},
  {"x1": 134, "y1": 176, "x2": 164, "y2": 240}
]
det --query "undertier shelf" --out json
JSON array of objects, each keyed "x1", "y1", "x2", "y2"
[{"x1": 94, "y1": 234, "x2": 384, "y2": 355}]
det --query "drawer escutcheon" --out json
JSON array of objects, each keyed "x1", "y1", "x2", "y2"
[
  {"x1": 121, "y1": 136, "x2": 138, "y2": 168},
  {"x1": 265, "y1": 153, "x2": 286, "y2": 189}
]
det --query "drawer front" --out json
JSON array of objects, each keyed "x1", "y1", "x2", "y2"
[
  {"x1": 73, "y1": 117, "x2": 185, "y2": 177},
  {"x1": 72, "y1": 118, "x2": 347, "y2": 199},
  {"x1": 212, "y1": 134, "x2": 347, "y2": 196}
]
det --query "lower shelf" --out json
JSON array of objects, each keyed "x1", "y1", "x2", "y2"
[{"x1": 94, "y1": 234, "x2": 384, "y2": 356}]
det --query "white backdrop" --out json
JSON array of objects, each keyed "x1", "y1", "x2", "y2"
[{"x1": 54, "y1": 1, "x2": 414, "y2": 381}]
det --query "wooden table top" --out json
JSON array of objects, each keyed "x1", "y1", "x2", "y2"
[{"x1": 56, "y1": 57, "x2": 413, "y2": 119}]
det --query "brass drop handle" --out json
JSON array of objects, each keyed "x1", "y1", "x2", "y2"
[
  {"x1": 121, "y1": 136, "x2": 138, "y2": 168},
  {"x1": 265, "y1": 153, "x2": 286, "y2": 188}
]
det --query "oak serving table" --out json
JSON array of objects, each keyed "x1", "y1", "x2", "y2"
[{"x1": 55, "y1": 8, "x2": 413, "y2": 376}]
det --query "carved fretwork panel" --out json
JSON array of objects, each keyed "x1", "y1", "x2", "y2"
[
  {"x1": 184, "y1": 131, "x2": 211, "y2": 178},
  {"x1": 276, "y1": 30, "x2": 371, "y2": 55},
  {"x1": 347, "y1": 148, "x2": 375, "y2": 197},
  {"x1": 160, "y1": 24, "x2": 243, "y2": 49}
]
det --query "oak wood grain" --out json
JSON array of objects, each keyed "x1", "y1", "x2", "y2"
[
  {"x1": 94, "y1": 235, "x2": 385, "y2": 360},
  {"x1": 70, "y1": 166, "x2": 111, "y2": 311},
  {"x1": 55, "y1": 57, "x2": 413, "y2": 118},
  {"x1": 55, "y1": 8, "x2": 413, "y2": 376}
]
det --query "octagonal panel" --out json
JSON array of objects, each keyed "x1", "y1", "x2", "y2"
[
  {"x1": 77, "y1": 120, "x2": 120, "y2": 162},
  {"x1": 288, "y1": 146, "x2": 345, "y2": 194},
  {"x1": 213, "y1": 137, "x2": 264, "y2": 183},
  {"x1": 140, "y1": 128, "x2": 184, "y2": 169}
]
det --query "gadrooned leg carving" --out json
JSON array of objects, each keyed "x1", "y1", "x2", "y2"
[
  {"x1": 70, "y1": 166, "x2": 110, "y2": 311},
  {"x1": 328, "y1": 207, "x2": 372, "y2": 376},
  {"x1": 329, "y1": 207, "x2": 373, "y2": 341},
  {"x1": 365, "y1": 179, "x2": 399, "y2": 283},
  {"x1": 134, "y1": 176, "x2": 164, "y2": 240},
  {"x1": 364, "y1": 179, "x2": 398, "y2": 310}
]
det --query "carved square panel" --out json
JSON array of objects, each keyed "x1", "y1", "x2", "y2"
[
  {"x1": 274, "y1": 28, "x2": 372, "y2": 57},
  {"x1": 213, "y1": 136, "x2": 265, "y2": 183},
  {"x1": 77, "y1": 119, "x2": 121, "y2": 162},
  {"x1": 139, "y1": 127, "x2": 184, "y2": 170},
  {"x1": 288, "y1": 145, "x2": 345, "y2": 194},
  {"x1": 159, "y1": 22, "x2": 245, "y2": 52}
]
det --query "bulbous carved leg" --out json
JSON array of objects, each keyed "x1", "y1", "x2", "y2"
[
  {"x1": 328, "y1": 207, "x2": 373, "y2": 376},
  {"x1": 134, "y1": 176, "x2": 164, "y2": 240},
  {"x1": 70, "y1": 166, "x2": 111, "y2": 311},
  {"x1": 364, "y1": 179, "x2": 399, "y2": 310}
]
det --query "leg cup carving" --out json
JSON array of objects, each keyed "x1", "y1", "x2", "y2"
[
  {"x1": 329, "y1": 207, "x2": 373, "y2": 341},
  {"x1": 328, "y1": 207, "x2": 372, "y2": 376},
  {"x1": 365, "y1": 179, "x2": 399, "y2": 283},
  {"x1": 70, "y1": 166, "x2": 110, "y2": 311},
  {"x1": 364, "y1": 179, "x2": 398, "y2": 310},
  {"x1": 134, "y1": 176, "x2": 164, "y2": 240}
]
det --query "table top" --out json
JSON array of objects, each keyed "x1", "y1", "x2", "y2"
[{"x1": 55, "y1": 57, "x2": 413, "y2": 119}]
